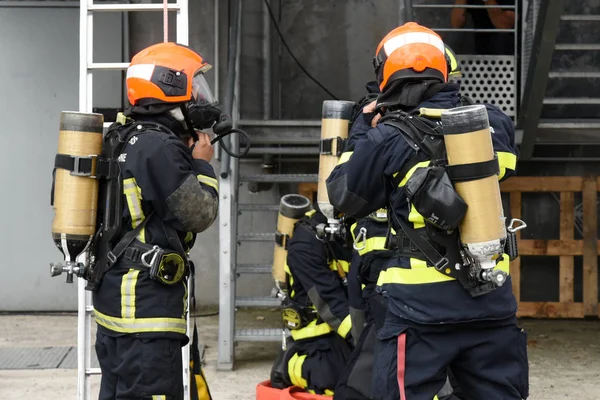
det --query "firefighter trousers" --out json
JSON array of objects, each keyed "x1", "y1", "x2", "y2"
[
  {"x1": 95, "y1": 330, "x2": 184, "y2": 400},
  {"x1": 270, "y1": 332, "x2": 352, "y2": 395},
  {"x1": 372, "y1": 314, "x2": 529, "y2": 400},
  {"x1": 334, "y1": 292, "x2": 461, "y2": 400}
]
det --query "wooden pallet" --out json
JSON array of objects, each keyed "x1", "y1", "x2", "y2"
[
  {"x1": 500, "y1": 176, "x2": 600, "y2": 318},
  {"x1": 296, "y1": 177, "x2": 599, "y2": 318}
]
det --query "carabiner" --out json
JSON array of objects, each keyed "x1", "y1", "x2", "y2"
[
  {"x1": 141, "y1": 245, "x2": 161, "y2": 269},
  {"x1": 507, "y1": 218, "x2": 527, "y2": 233},
  {"x1": 353, "y1": 227, "x2": 367, "y2": 251}
]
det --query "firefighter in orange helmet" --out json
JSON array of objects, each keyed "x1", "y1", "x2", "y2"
[
  {"x1": 327, "y1": 22, "x2": 526, "y2": 400},
  {"x1": 92, "y1": 42, "x2": 219, "y2": 400}
]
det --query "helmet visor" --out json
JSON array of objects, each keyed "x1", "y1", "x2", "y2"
[{"x1": 192, "y1": 73, "x2": 216, "y2": 106}]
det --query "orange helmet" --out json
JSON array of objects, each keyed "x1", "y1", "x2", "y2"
[
  {"x1": 126, "y1": 42, "x2": 213, "y2": 107},
  {"x1": 373, "y1": 22, "x2": 448, "y2": 92}
]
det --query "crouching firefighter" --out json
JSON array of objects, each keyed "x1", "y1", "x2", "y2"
[
  {"x1": 50, "y1": 42, "x2": 223, "y2": 400},
  {"x1": 326, "y1": 22, "x2": 529, "y2": 400},
  {"x1": 270, "y1": 100, "x2": 357, "y2": 396}
]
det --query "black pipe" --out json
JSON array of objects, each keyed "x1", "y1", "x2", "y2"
[{"x1": 220, "y1": 0, "x2": 242, "y2": 179}]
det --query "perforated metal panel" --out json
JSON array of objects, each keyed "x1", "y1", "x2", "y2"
[{"x1": 455, "y1": 55, "x2": 517, "y2": 118}]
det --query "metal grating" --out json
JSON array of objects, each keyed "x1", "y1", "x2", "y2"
[
  {"x1": 0, "y1": 347, "x2": 71, "y2": 370},
  {"x1": 457, "y1": 55, "x2": 517, "y2": 117}
]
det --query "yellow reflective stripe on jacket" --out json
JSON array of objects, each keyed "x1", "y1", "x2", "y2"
[
  {"x1": 337, "y1": 315, "x2": 352, "y2": 338},
  {"x1": 284, "y1": 262, "x2": 296, "y2": 298},
  {"x1": 408, "y1": 204, "x2": 425, "y2": 229},
  {"x1": 94, "y1": 309, "x2": 187, "y2": 335},
  {"x1": 329, "y1": 259, "x2": 350, "y2": 274},
  {"x1": 397, "y1": 160, "x2": 431, "y2": 187},
  {"x1": 123, "y1": 177, "x2": 146, "y2": 243},
  {"x1": 152, "y1": 396, "x2": 166, "y2": 400},
  {"x1": 305, "y1": 209, "x2": 316, "y2": 218},
  {"x1": 350, "y1": 222, "x2": 358, "y2": 242},
  {"x1": 497, "y1": 151, "x2": 517, "y2": 180},
  {"x1": 120, "y1": 269, "x2": 139, "y2": 319},
  {"x1": 337, "y1": 151, "x2": 353, "y2": 165},
  {"x1": 197, "y1": 174, "x2": 218, "y2": 192},
  {"x1": 357, "y1": 236, "x2": 387, "y2": 256},
  {"x1": 288, "y1": 353, "x2": 308, "y2": 388},
  {"x1": 290, "y1": 319, "x2": 333, "y2": 341},
  {"x1": 377, "y1": 255, "x2": 511, "y2": 286}
]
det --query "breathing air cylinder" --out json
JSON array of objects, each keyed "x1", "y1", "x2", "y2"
[
  {"x1": 318, "y1": 100, "x2": 355, "y2": 221},
  {"x1": 441, "y1": 105, "x2": 506, "y2": 273},
  {"x1": 51, "y1": 111, "x2": 104, "y2": 263},
  {"x1": 273, "y1": 194, "x2": 312, "y2": 291}
]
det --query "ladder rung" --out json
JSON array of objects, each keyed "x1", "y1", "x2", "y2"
[
  {"x1": 237, "y1": 264, "x2": 272, "y2": 274},
  {"x1": 89, "y1": 63, "x2": 129, "y2": 71},
  {"x1": 235, "y1": 328, "x2": 282, "y2": 342},
  {"x1": 240, "y1": 174, "x2": 318, "y2": 183},
  {"x1": 86, "y1": 368, "x2": 102, "y2": 375},
  {"x1": 238, "y1": 232, "x2": 275, "y2": 242},
  {"x1": 238, "y1": 204, "x2": 279, "y2": 212},
  {"x1": 236, "y1": 297, "x2": 280, "y2": 308},
  {"x1": 544, "y1": 97, "x2": 600, "y2": 105},
  {"x1": 88, "y1": 4, "x2": 180, "y2": 12}
]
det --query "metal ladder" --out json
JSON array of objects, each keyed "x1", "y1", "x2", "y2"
[{"x1": 77, "y1": 1, "x2": 189, "y2": 399}]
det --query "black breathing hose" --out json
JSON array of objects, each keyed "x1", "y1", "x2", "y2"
[{"x1": 210, "y1": 128, "x2": 251, "y2": 158}]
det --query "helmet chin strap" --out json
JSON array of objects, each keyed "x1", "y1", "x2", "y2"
[{"x1": 179, "y1": 104, "x2": 199, "y2": 142}]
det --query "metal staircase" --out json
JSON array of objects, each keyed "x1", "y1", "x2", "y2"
[{"x1": 518, "y1": 0, "x2": 600, "y2": 160}]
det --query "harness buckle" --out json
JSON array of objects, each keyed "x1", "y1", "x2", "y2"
[
  {"x1": 433, "y1": 257, "x2": 450, "y2": 271},
  {"x1": 71, "y1": 155, "x2": 97, "y2": 177},
  {"x1": 106, "y1": 251, "x2": 117, "y2": 267}
]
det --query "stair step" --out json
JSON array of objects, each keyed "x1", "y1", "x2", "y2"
[
  {"x1": 248, "y1": 147, "x2": 319, "y2": 155},
  {"x1": 238, "y1": 119, "x2": 320, "y2": 145},
  {"x1": 548, "y1": 71, "x2": 600, "y2": 79},
  {"x1": 238, "y1": 204, "x2": 280, "y2": 212},
  {"x1": 237, "y1": 264, "x2": 272, "y2": 274},
  {"x1": 555, "y1": 44, "x2": 600, "y2": 51},
  {"x1": 235, "y1": 328, "x2": 282, "y2": 342},
  {"x1": 543, "y1": 97, "x2": 600, "y2": 105},
  {"x1": 240, "y1": 174, "x2": 319, "y2": 183},
  {"x1": 538, "y1": 119, "x2": 600, "y2": 129},
  {"x1": 236, "y1": 297, "x2": 280, "y2": 308},
  {"x1": 239, "y1": 119, "x2": 321, "y2": 127},
  {"x1": 238, "y1": 232, "x2": 275, "y2": 242},
  {"x1": 560, "y1": 15, "x2": 600, "y2": 21}
]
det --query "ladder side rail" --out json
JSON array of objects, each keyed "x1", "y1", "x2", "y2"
[{"x1": 175, "y1": 2, "x2": 191, "y2": 398}]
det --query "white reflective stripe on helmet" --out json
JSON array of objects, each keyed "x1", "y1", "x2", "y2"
[
  {"x1": 383, "y1": 32, "x2": 445, "y2": 58},
  {"x1": 126, "y1": 63, "x2": 156, "y2": 81}
]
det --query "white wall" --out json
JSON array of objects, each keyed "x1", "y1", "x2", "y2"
[{"x1": 0, "y1": 7, "x2": 123, "y2": 311}]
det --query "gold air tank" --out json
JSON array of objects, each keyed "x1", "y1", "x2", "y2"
[
  {"x1": 51, "y1": 111, "x2": 104, "y2": 262},
  {"x1": 272, "y1": 194, "x2": 312, "y2": 289},
  {"x1": 441, "y1": 104, "x2": 506, "y2": 272},
  {"x1": 318, "y1": 100, "x2": 355, "y2": 221}
]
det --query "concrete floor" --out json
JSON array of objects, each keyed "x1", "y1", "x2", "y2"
[{"x1": 0, "y1": 311, "x2": 599, "y2": 399}]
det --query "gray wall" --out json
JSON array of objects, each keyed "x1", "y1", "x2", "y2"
[{"x1": 0, "y1": 7, "x2": 123, "y2": 311}]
